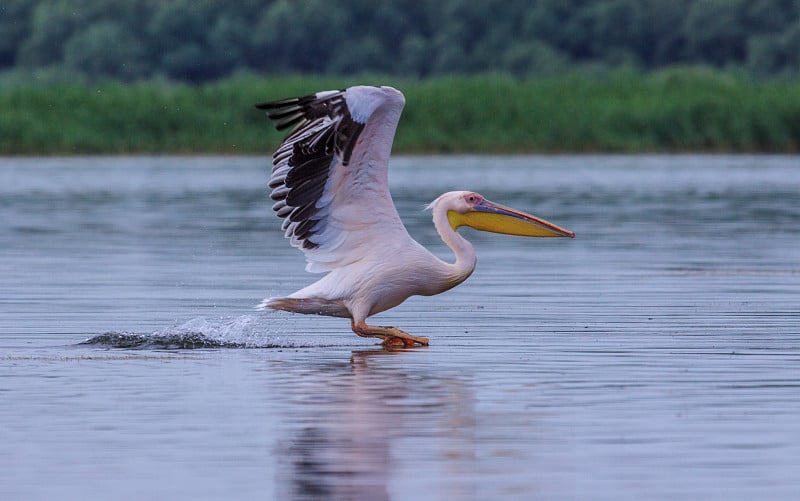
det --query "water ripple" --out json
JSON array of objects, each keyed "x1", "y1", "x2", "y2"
[{"x1": 81, "y1": 315, "x2": 323, "y2": 349}]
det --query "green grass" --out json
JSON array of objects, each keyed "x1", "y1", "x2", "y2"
[{"x1": 2, "y1": 69, "x2": 799, "y2": 154}]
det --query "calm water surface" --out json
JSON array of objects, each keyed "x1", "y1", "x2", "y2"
[{"x1": 1, "y1": 155, "x2": 799, "y2": 500}]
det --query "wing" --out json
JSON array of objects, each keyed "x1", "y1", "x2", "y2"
[{"x1": 256, "y1": 86, "x2": 410, "y2": 273}]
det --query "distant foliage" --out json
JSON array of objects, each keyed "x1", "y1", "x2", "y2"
[
  {"x1": 2, "y1": 72, "x2": 799, "y2": 154},
  {"x1": 2, "y1": 0, "x2": 800, "y2": 82}
]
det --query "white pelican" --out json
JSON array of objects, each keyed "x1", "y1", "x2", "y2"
[{"x1": 256, "y1": 86, "x2": 574, "y2": 347}]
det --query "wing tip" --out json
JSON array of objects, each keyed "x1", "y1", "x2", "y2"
[
  {"x1": 256, "y1": 90, "x2": 346, "y2": 133},
  {"x1": 254, "y1": 95, "x2": 305, "y2": 110},
  {"x1": 255, "y1": 89, "x2": 344, "y2": 111}
]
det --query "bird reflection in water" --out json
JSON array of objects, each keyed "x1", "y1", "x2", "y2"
[{"x1": 274, "y1": 348, "x2": 476, "y2": 500}]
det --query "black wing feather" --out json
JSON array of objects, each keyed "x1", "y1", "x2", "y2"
[{"x1": 256, "y1": 90, "x2": 366, "y2": 250}]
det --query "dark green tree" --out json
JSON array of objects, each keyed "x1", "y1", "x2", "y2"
[
  {"x1": 64, "y1": 21, "x2": 146, "y2": 80},
  {"x1": 252, "y1": 0, "x2": 347, "y2": 73},
  {"x1": 684, "y1": 0, "x2": 749, "y2": 66},
  {"x1": 0, "y1": 0, "x2": 35, "y2": 68},
  {"x1": 3, "y1": 0, "x2": 800, "y2": 81},
  {"x1": 18, "y1": 0, "x2": 90, "y2": 67},
  {"x1": 146, "y1": 0, "x2": 233, "y2": 81}
]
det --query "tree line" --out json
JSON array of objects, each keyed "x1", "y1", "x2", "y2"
[{"x1": 2, "y1": 0, "x2": 799, "y2": 83}]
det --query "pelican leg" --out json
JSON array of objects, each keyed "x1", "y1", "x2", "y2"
[{"x1": 350, "y1": 320, "x2": 429, "y2": 347}]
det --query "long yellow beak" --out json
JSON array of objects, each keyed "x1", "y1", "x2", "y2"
[{"x1": 448, "y1": 199, "x2": 575, "y2": 238}]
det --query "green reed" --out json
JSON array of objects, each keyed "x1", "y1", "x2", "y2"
[{"x1": 2, "y1": 69, "x2": 799, "y2": 154}]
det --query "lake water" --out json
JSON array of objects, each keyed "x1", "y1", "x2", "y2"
[{"x1": 1, "y1": 155, "x2": 799, "y2": 500}]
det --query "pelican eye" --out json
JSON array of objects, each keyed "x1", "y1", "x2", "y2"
[{"x1": 466, "y1": 194, "x2": 481, "y2": 204}]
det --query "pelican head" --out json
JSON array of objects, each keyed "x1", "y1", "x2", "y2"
[{"x1": 436, "y1": 191, "x2": 575, "y2": 238}]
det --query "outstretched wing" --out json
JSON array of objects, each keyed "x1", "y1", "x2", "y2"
[{"x1": 256, "y1": 86, "x2": 409, "y2": 273}]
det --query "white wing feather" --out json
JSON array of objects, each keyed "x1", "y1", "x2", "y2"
[{"x1": 257, "y1": 86, "x2": 409, "y2": 273}]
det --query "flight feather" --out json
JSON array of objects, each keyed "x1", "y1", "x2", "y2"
[{"x1": 256, "y1": 86, "x2": 408, "y2": 273}]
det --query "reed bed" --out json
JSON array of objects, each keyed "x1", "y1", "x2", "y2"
[{"x1": 2, "y1": 70, "x2": 799, "y2": 154}]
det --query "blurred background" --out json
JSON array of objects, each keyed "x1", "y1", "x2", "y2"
[{"x1": 1, "y1": 0, "x2": 799, "y2": 153}]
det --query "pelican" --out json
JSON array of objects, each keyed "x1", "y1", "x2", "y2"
[{"x1": 256, "y1": 86, "x2": 574, "y2": 347}]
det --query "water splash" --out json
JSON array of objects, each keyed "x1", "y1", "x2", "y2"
[{"x1": 82, "y1": 315, "x2": 306, "y2": 349}]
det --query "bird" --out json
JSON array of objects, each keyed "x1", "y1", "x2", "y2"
[{"x1": 255, "y1": 86, "x2": 574, "y2": 347}]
